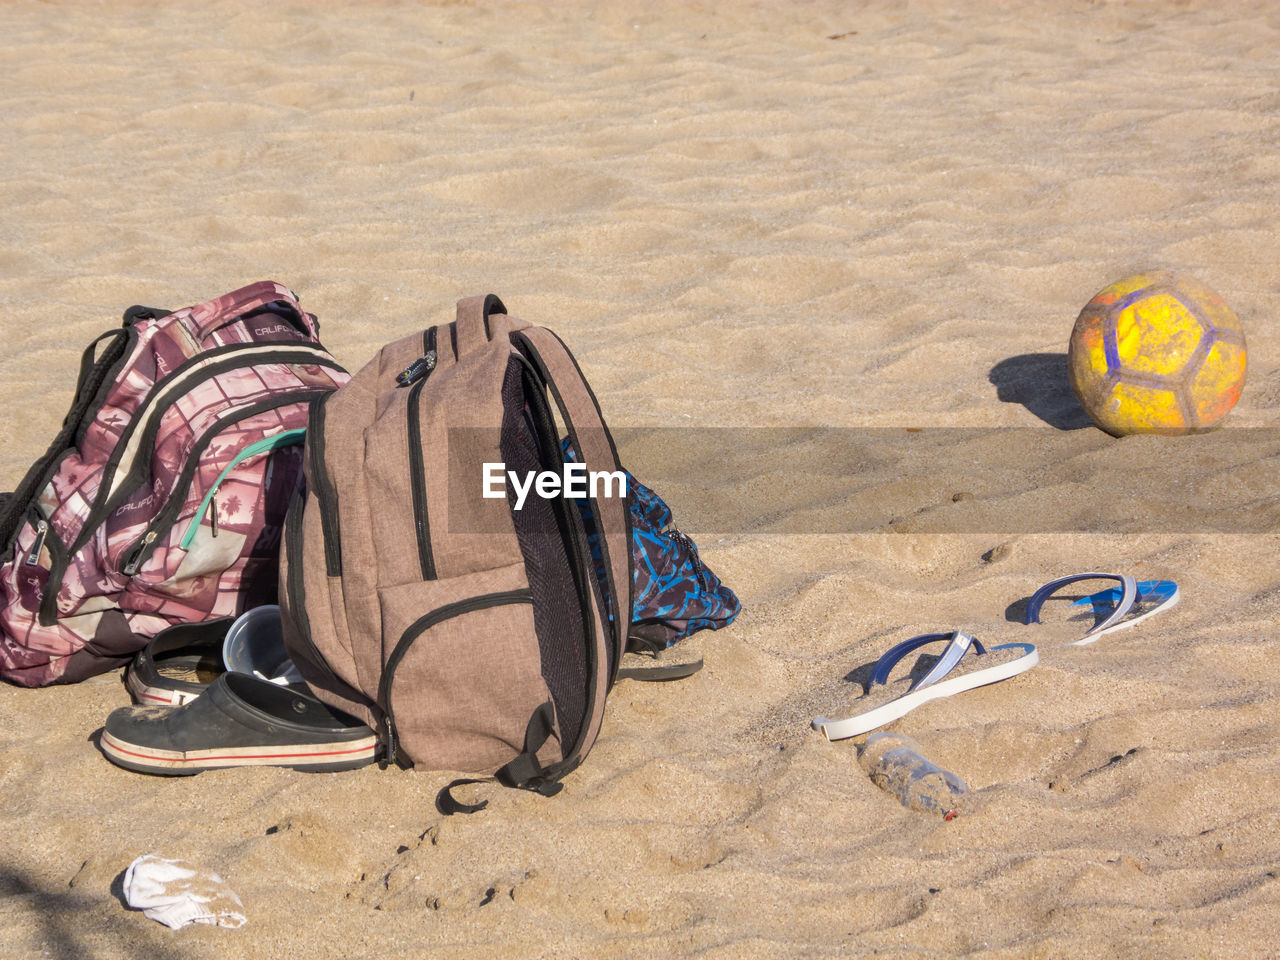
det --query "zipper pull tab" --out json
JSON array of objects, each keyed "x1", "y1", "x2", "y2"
[
  {"x1": 384, "y1": 718, "x2": 398, "y2": 767},
  {"x1": 208, "y1": 498, "x2": 219, "y2": 537},
  {"x1": 25, "y1": 521, "x2": 48, "y2": 566},
  {"x1": 667, "y1": 527, "x2": 708, "y2": 591},
  {"x1": 123, "y1": 530, "x2": 158, "y2": 576},
  {"x1": 395, "y1": 351, "x2": 437, "y2": 387}
]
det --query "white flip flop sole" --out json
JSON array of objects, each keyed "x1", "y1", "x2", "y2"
[{"x1": 813, "y1": 639, "x2": 1038, "y2": 742}]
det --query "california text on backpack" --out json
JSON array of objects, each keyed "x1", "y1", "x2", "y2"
[
  {"x1": 279, "y1": 295, "x2": 631, "y2": 808},
  {"x1": 0, "y1": 282, "x2": 349, "y2": 686}
]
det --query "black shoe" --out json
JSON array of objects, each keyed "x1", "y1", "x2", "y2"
[
  {"x1": 125, "y1": 619, "x2": 230, "y2": 707},
  {"x1": 101, "y1": 672, "x2": 379, "y2": 776}
]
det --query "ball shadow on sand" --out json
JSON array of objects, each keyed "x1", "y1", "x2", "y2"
[{"x1": 989, "y1": 352, "x2": 1094, "y2": 431}]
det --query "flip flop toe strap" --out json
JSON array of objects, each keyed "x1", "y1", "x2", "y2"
[
  {"x1": 1069, "y1": 579, "x2": 1179, "y2": 645},
  {"x1": 1025, "y1": 573, "x2": 1137, "y2": 638},
  {"x1": 868, "y1": 631, "x2": 986, "y2": 695}
]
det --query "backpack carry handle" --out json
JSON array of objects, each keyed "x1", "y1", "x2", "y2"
[
  {"x1": 187, "y1": 281, "x2": 317, "y2": 343},
  {"x1": 122, "y1": 305, "x2": 173, "y2": 326},
  {"x1": 453, "y1": 294, "x2": 507, "y2": 361}
]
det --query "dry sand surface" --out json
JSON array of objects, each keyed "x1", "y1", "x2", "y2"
[{"x1": 2, "y1": 1, "x2": 1279, "y2": 957}]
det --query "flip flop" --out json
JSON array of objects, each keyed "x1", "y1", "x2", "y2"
[
  {"x1": 1025, "y1": 573, "x2": 1179, "y2": 645},
  {"x1": 812, "y1": 631, "x2": 1038, "y2": 741},
  {"x1": 616, "y1": 648, "x2": 704, "y2": 682}
]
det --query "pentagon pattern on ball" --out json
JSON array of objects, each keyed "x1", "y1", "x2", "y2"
[{"x1": 1067, "y1": 270, "x2": 1247, "y2": 436}]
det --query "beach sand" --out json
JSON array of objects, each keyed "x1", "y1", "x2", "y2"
[{"x1": 1, "y1": 1, "x2": 1278, "y2": 957}]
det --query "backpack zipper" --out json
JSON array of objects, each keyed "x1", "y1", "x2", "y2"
[
  {"x1": 96, "y1": 343, "x2": 343, "y2": 513},
  {"x1": 26, "y1": 508, "x2": 67, "y2": 615},
  {"x1": 280, "y1": 488, "x2": 352, "y2": 699},
  {"x1": 406, "y1": 327, "x2": 438, "y2": 580},
  {"x1": 378, "y1": 588, "x2": 534, "y2": 767},
  {"x1": 25, "y1": 520, "x2": 49, "y2": 566},
  {"x1": 307, "y1": 397, "x2": 343, "y2": 577},
  {"x1": 115, "y1": 392, "x2": 327, "y2": 580},
  {"x1": 396, "y1": 351, "x2": 436, "y2": 387},
  {"x1": 665, "y1": 527, "x2": 709, "y2": 592},
  {"x1": 175, "y1": 428, "x2": 308, "y2": 551},
  {"x1": 121, "y1": 531, "x2": 158, "y2": 576},
  {"x1": 48, "y1": 344, "x2": 345, "y2": 599}
]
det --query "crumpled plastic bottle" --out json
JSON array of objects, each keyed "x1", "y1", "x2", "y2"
[{"x1": 858, "y1": 732, "x2": 967, "y2": 818}]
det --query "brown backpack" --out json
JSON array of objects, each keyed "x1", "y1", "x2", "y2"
[{"x1": 279, "y1": 295, "x2": 631, "y2": 810}]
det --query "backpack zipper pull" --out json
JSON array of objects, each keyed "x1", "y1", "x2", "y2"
[
  {"x1": 395, "y1": 351, "x2": 437, "y2": 387},
  {"x1": 208, "y1": 497, "x2": 219, "y2": 537},
  {"x1": 25, "y1": 520, "x2": 48, "y2": 566},
  {"x1": 667, "y1": 527, "x2": 709, "y2": 592},
  {"x1": 123, "y1": 530, "x2": 158, "y2": 576},
  {"x1": 384, "y1": 718, "x2": 399, "y2": 767}
]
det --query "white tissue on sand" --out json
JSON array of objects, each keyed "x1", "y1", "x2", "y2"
[{"x1": 123, "y1": 855, "x2": 246, "y2": 930}]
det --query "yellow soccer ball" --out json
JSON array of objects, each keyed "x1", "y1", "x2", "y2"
[{"x1": 1067, "y1": 271, "x2": 1247, "y2": 436}]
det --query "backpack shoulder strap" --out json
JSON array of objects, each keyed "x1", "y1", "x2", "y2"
[
  {"x1": 0, "y1": 326, "x2": 135, "y2": 551},
  {"x1": 511, "y1": 326, "x2": 633, "y2": 686}
]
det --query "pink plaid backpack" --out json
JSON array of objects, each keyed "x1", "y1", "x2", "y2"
[{"x1": 0, "y1": 282, "x2": 349, "y2": 686}]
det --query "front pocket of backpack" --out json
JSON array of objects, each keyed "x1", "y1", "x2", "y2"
[
  {"x1": 376, "y1": 562, "x2": 558, "y2": 774},
  {"x1": 116, "y1": 394, "x2": 324, "y2": 581}
]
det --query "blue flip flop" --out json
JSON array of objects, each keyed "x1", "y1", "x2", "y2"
[{"x1": 1025, "y1": 573, "x2": 1179, "y2": 645}]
